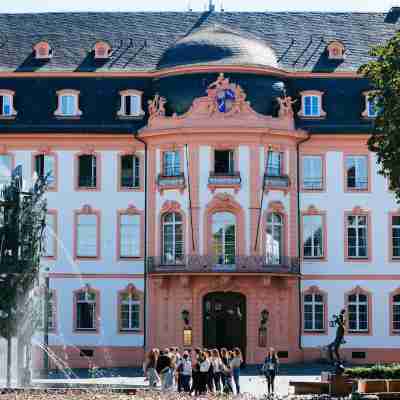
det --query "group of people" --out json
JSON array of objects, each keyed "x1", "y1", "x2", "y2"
[
  {"x1": 143, "y1": 346, "x2": 280, "y2": 397},
  {"x1": 143, "y1": 347, "x2": 243, "y2": 395}
]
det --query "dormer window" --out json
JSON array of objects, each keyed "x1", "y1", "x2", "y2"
[
  {"x1": 298, "y1": 91, "x2": 327, "y2": 119},
  {"x1": 362, "y1": 91, "x2": 382, "y2": 119},
  {"x1": 33, "y1": 41, "x2": 52, "y2": 59},
  {"x1": 0, "y1": 90, "x2": 17, "y2": 119},
  {"x1": 327, "y1": 40, "x2": 345, "y2": 60},
  {"x1": 117, "y1": 90, "x2": 144, "y2": 118},
  {"x1": 94, "y1": 41, "x2": 111, "y2": 59},
  {"x1": 54, "y1": 90, "x2": 82, "y2": 118}
]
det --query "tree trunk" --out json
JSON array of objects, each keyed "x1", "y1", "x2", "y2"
[{"x1": 6, "y1": 331, "x2": 11, "y2": 388}]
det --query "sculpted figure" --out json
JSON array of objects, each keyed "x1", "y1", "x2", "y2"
[
  {"x1": 148, "y1": 94, "x2": 167, "y2": 118},
  {"x1": 328, "y1": 309, "x2": 346, "y2": 366},
  {"x1": 277, "y1": 96, "x2": 296, "y2": 117}
]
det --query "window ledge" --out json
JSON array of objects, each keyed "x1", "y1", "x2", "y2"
[
  {"x1": 0, "y1": 115, "x2": 17, "y2": 120},
  {"x1": 74, "y1": 329, "x2": 98, "y2": 333},
  {"x1": 116, "y1": 113, "x2": 145, "y2": 120},
  {"x1": 75, "y1": 256, "x2": 99, "y2": 260},
  {"x1": 303, "y1": 256, "x2": 326, "y2": 261},
  {"x1": 118, "y1": 186, "x2": 142, "y2": 192},
  {"x1": 303, "y1": 330, "x2": 327, "y2": 335},
  {"x1": 54, "y1": 115, "x2": 82, "y2": 120},
  {"x1": 76, "y1": 186, "x2": 100, "y2": 192},
  {"x1": 298, "y1": 115, "x2": 327, "y2": 120},
  {"x1": 118, "y1": 256, "x2": 144, "y2": 261},
  {"x1": 119, "y1": 329, "x2": 142, "y2": 334}
]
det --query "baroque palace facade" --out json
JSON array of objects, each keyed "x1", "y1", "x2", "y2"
[{"x1": 1, "y1": 9, "x2": 400, "y2": 368}]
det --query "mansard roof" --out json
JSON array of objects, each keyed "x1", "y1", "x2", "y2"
[{"x1": 0, "y1": 11, "x2": 397, "y2": 73}]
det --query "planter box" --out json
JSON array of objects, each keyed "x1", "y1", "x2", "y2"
[
  {"x1": 289, "y1": 381, "x2": 329, "y2": 395},
  {"x1": 387, "y1": 379, "x2": 400, "y2": 392},
  {"x1": 358, "y1": 379, "x2": 387, "y2": 393}
]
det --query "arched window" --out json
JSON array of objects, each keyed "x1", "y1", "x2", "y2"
[
  {"x1": 266, "y1": 212, "x2": 283, "y2": 265},
  {"x1": 162, "y1": 212, "x2": 184, "y2": 264},
  {"x1": 212, "y1": 212, "x2": 236, "y2": 265}
]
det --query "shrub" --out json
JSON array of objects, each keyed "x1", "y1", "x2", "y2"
[{"x1": 346, "y1": 364, "x2": 400, "y2": 379}]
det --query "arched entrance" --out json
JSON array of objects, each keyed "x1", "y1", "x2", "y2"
[{"x1": 203, "y1": 292, "x2": 246, "y2": 353}]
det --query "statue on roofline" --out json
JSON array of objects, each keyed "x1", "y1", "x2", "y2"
[{"x1": 148, "y1": 94, "x2": 167, "y2": 118}]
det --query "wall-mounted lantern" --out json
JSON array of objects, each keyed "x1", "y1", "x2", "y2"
[
  {"x1": 258, "y1": 309, "x2": 269, "y2": 348},
  {"x1": 181, "y1": 309, "x2": 190, "y2": 326}
]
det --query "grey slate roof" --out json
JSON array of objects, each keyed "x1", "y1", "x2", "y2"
[{"x1": 0, "y1": 11, "x2": 398, "y2": 73}]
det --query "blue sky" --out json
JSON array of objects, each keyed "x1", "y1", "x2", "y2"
[{"x1": 0, "y1": 0, "x2": 396, "y2": 13}]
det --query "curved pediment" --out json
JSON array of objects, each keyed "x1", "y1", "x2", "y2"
[{"x1": 142, "y1": 74, "x2": 298, "y2": 133}]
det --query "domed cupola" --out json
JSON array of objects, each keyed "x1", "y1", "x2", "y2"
[{"x1": 157, "y1": 24, "x2": 279, "y2": 70}]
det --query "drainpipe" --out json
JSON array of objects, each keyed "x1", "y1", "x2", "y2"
[
  {"x1": 134, "y1": 132, "x2": 148, "y2": 351},
  {"x1": 185, "y1": 144, "x2": 196, "y2": 253},
  {"x1": 296, "y1": 132, "x2": 311, "y2": 352}
]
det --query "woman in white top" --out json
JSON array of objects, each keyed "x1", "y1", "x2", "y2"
[
  {"x1": 211, "y1": 348, "x2": 223, "y2": 392},
  {"x1": 230, "y1": 347, "x2": 243, "y2": 394},
  {"x1": 199, "y1": 351, "x2": 210, "y2": 394}
]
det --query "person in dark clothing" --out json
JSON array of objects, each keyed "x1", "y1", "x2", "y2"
[
  {"x1": 156, "y1": 349, "x2": 173, "y2": 391},
  {"x1": 205, "y1": 350, "x2": 214, "y2": 392},
  {"x1": 220, "y1": 348, "x2": 233, "y2": 394},
  {"x1": 263, "y1": 348, "x2": 279, "y2": 396},
  {"x1": 190, "y1": 348, "x2": 201, "y2": 395}
]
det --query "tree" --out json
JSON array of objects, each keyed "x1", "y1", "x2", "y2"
[
  {"x1": 0, "y1": 167, "x2": 48, "y2": 386},
  {"x1": 359, "y1": 32, "x2": 400, "y2": 201}
]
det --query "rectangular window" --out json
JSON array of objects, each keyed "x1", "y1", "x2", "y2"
[
  {"x1": 303, "y1": 96, "x2": 320, "y2": 117},
  {"x1": 35, "y1": 154, "x2": 56, "y2": 188},
  {"x1": 76, "y1": 214, "x2": 98, "y2": 258},
  {"x1": 163, "y1": 151, "x2": 180, "y2": 177},
  {"x1": 78, "y1": 155, "x2": 97, "y2": 188},
  {"x1": 392, "y1": 216, "x2": 400, "y2": 258},
  {"x1": 346, "y1": 155, "x2": 368, "y2": 190},
  {"x1": 43, "y1": 213, "x2": 56, "y2": 258},
  {"x1": 120, "y1": 155, "x2": 140, "y2": 188},
  {"x1": 0, "y1": 95, "x2": 12, "y2": 116},
  {"x1": 60, "y1": 95, "x2": 75, "y2": 116},
  {"x1": 266, "y1": 151, "x2": 282, "y2": 176},
  {"x1": 119, "y1": 214, "x2": 140, "y2": 258},
  {"x1": 393, "y1": 295, "x2": 400, "y2": 332},
  {"x1": 76, "y1": 292, "x2": 96, "y2": 330},
  {"x1": 302, "y1": 155, "x2": 323, "y2": 190},
  {"x1": 214, "y1": 150, "x2": 234, "y2": 174},
  {"x1": 120, "y1": 293, "x2": 140, "y2": 331},
  {"x1": 303, "y1": 293, "x2": 324, "y2": 331},
  {"x1": 348, "y1": 293, "x2": 368, "y2": 332},
  {"x1": 303, "y1": 215, "x2": 323, "y2": 258},
  {"x1": 124, "y1": 95, "x2": 140, "y2": 116},
  {"x1": 347, "y1": 215, "x2": 368, "y2": 258},
  {"x1": 0, "y1": 154, "x2": 12, "y2": 186},
  {"x1": 39, "y1": 291, "x2": 55, "y2": 331}
]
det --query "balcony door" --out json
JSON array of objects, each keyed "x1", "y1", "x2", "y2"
[
  {"x1": 212, "y1": 212, "x2": 236, "y2": 268},
  {"x1": 203, "y1": 292, "x2": 246, "y2": 354},
  {"x1": 266, "y1": 212, "x2": 283, "y2": 265}
]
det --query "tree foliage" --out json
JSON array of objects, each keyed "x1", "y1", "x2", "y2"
[{"x1": 359, "y1": 32, "x2": 400, "y2": 201}]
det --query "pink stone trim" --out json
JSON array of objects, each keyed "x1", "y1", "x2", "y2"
[{"x1": 117, "y1": 151, "x2": 144, "y2": 192}]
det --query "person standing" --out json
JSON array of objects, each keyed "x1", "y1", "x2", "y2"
[
  {"x1": 176, "y1": 351, "x2": 192, "y2": 392},
  {"x1": 190, "y1": 348, "x2": 201, "y2": 396},
  {"x1": 211, "y1": 349, "x2": 223, "y2": 392},
  {"x1": 230, "y1": 347, "x2": 243, "y2": 395},
  {"x1": 263, "y1": 348, "x2": 279, "y2": 396},
  {"x1": 143, "y1": 349, "x2": 159, "y2": 388},
  {"x1": 156, "y1": 348, "x2": 173, "y2": 391},
  {"x1": 199, "y1": 351, "x2": 210, "y2": 394},
  {"x1": 221, "y1": 348, "x2": 233, "y2": 394}
]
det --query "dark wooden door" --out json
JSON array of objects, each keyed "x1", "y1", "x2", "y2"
[{"x1": 203, "y1": 292, "x2": 246, "y2": 354}]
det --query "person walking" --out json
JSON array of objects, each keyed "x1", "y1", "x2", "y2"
[
  {"x1": 263, "y1": 348, "x2": 279, "y2": 397},
  {"x1": 156, "y1": 348, "x2": 173, "y2": 391},
  {"x1": 144, "y1": 349, "x2": 159, "y2": 388},
  {"x1": 230, "y1": 347, "x2": 243, "y2": 395},
  {"x1": 176, "y1": 351, "x2": 192, "y2": 392}
]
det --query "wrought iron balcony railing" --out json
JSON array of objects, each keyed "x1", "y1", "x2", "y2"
[
  {"x1": 208, "y1": 172, "x2": 242, "y2": 186},
  {"x1": 157, "y1": 173, "x2": 185, "y2": 188},
  {"x1": 147, "y1": 255, "x2": 299, "y2": 274},
  {"x1": 264, "y1": 174, "x2": 290, "y2": 189}
]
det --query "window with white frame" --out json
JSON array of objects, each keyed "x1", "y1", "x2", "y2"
[
  {"x1": 76, "y1": 214, "x2": 98, "y2": 258},
  {"x1": 76, "y1": 290, "x2": 97, "y2": 331},
  {"x1": 212, "y1": 212, "x2": 236, "y2": 265},
  {"x1": 0, "y1": 94, "x2": 13, "y2": 117},
  {"x1": 120, "y1": 155, "x2": 140, "y2": 188},
  {"x1": 346, "y1": 155, "x2": 368, "y2": 190},
  {"x1": 55, "y1": 90, "x2": 82, "y2": 117},
  {"x1": 303, "y1": 215, "x2": 323, "y2": 258},
  {"x1": 393, "y1": 294, "x2": 400, "y2": 332},
  {"x1": 118, "y1": 92, "x2": 144, "y2": 117},
  {"x1": 214, "y1": 149, "x2": 235, "y2": 174},
  {"x1": 347, "y1": 292, "x2": 369, "y2": 332},
  {"x1": 162, "y1": 212, "x2": 184, "y2": 264},
  {"x1": 119, "y1": 292, "x2": 140, "y2": 331},
  {"x1": 35, "y1": 154, "x2": 56, "y2": 187},
  {"x1": 78, "y1": 154, "x2": 97, "y2": 188},
  {"x1": 266, "y1": 212, "x2": 283, "y2": 265},
  {"x1": 347, "y1": 215, "x2": 368, "y2": 258},
  {"x1": 392, "y1": 216, "x2": 400, "y2": 258},
  {"x1": 163, "y1": 151, "x2": 180, "y2": 177},
  {"x1": 119, "y1": 214, "x2": 140, "y2": 258},
  {"x1": 303, "y1": 292, "x2": 324, "y2": 331},
  {"x1": 303, "y1": 95, "x2": 320, "y2": 117},
  {"x1": 265, "y1": 151, "x2": 282, "y2": 177},
  {"x1": 43, "y1": 213, "x2": 56, "y2": 258},
  {"x1": 302, "y1": 155, "x2": 323, "y2": 190},
  {"x1": 0, "y1": 154, "x2": 12, "y2": 186}
]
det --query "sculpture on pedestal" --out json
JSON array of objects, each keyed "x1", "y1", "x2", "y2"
[{"x1": 328, "y1": 309, "x2": 346, "y2": 373}]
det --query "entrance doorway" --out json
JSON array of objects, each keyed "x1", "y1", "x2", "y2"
[{"x1": 203, "y1": 292, "x2": 246, "y2": 354}]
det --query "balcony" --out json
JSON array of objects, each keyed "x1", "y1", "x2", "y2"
[
  {"x1": 208, "y1": 172, "x2": 241, "y2": 192},
  {"x1": 147, "y1": 255, "x2": 299, "y2": 274},
  {"x1": 264, "y1": 174, "x2": 290, "y2": 189},
  {"x1": 157, "y1": 173, "x2": 185, "y2": 192}
]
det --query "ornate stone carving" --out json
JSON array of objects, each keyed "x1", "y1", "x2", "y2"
[
  {"x1": 148, "y1": 94, "x2": 167, "y2": 118},
  {"x1": 80, "y1": 204, "x2": 94, "y2": 214},
  {"x1": 276, "y1": 96, "x2": 296, "y2": 118},
  {"x1": 160, "y1": 200, "x2": 182, "y2": 214},
  {"x1": 125, "y1": 203, "x2": 141, "y2": 214},
  {"x1": 267, "y1": 201, "x2": 285, "y2": 214}
]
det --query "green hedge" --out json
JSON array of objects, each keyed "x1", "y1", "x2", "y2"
[{"x1": 346, "y1": 364, "x2": 400, "y2": 379}]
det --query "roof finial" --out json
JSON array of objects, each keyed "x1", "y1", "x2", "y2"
[{"x1": 208, "y1": 0, "x2": 215, "y2": 12}]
